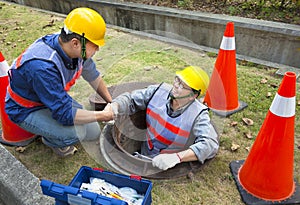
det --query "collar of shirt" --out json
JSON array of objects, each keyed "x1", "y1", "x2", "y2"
[
  {"x1": 166, "y1": 98, "x2": 193, "y2": 117},
  {"x1": 43, "y1": 34, "x2": 74, "y2": 69}
]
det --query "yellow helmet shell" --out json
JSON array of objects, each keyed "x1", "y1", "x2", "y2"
[
  {"x1": 176, "y1": 66, "x2": 210, "y2": 95},
  {"x1": 64, "y1": 7, "x2": 106, "y2": 46}
]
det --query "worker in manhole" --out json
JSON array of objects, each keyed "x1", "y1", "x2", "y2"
[
  {"x1": 5, "y1": 8, "x2": 113, "y2": 156},
  {"x1": 105, "y1": 66, "x2": 219, "y2": 171}
]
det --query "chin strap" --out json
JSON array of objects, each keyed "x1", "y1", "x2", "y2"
[{"x1": 80, "y1": 33, "x2": 86, "y2": 61}]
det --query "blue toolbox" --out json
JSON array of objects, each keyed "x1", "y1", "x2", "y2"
[{"x1": 40, "y1": 166, "x2": 153, "y2": 205}]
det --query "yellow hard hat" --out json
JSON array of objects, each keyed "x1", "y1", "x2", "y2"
[
  {"x1": 176, "y1": 66, "x2": 210, "y2": 95},
  {"x1": 64, "y1": 7, "x2": 106, "y2": 46}
]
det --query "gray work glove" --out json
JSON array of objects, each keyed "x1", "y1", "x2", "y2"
[
  {"x1": 103, "y1": 103, "x2": 119, "y2": 125},
  {"x1": 152, "y1": 153, "x2": 181, "y2": 170}
]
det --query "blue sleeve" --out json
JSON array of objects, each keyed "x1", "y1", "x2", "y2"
[
  {"x1": 29, "y1": 60, "x2": 79, "y2": 125},
  {"x1": 81, "y1": 58, "x2": 100, "y2": 82}
]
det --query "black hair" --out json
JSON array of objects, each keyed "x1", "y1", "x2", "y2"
[{"x1": 59, "y1": 28, "x2": 84, "y2": 43}]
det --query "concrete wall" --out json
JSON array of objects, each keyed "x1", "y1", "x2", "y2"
[{"x1": 3, "y1": 0, "x2": 300, "y2": 70}]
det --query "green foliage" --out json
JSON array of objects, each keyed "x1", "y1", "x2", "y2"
[{"x1": 177, "y1": 0, "x2": 192, "y2": 8}]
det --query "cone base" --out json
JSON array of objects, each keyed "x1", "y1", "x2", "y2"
[
  {"x1": 230, "y1": 160, "x2": 300, "y2": 205},
  {"x1": 0, "y1": 130, "x2": 37, "y2": 146},
  {"x1": 203, "y1": 100, "x2": 248, "y2": 117}
]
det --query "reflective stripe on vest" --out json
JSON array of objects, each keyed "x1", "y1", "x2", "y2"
[
  {"x1": 64, "y1": 67, "x2": 83, "y2": 92},
  {"x1": 9, "y1": 36, "x2": 83, "y2": 107},
  {"x1": 145, "y1": 83, "x2": 206, "y2": 155},
  {"x1": 7, "y1": 85, "x2": 43, "y2": 108}
]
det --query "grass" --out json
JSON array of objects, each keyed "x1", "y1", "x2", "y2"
[{"x1": 1, "y1": 2, "x2": 300, "y2": 205}]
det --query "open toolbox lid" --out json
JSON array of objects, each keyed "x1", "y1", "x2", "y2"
[{"x1": 40, "y1": 166, "x2": 152, "y2": 205}]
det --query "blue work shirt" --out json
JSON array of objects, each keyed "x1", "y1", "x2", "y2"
[{"x1": 5, "y1": 34, "x2": 100, "y2": 126}]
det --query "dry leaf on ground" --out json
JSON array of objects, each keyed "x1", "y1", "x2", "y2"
[
  {"x1": 266, "y1": 92, "x2": 272, "y2": 98},
  {"x1": 244, "y1": 132, "x2": 253, "y2": 139},
  {"x1": 260, "y1": 78, "x2": 268, "y2": 84},
  {"x1": 231, "y1": 143, "x2": 240, "y2": 151},
  {"x1": 242, "y1": 118, "x2": 254, "y2": 126},
  {"x1": 15, "y1": 146, "x2": 26, "y2": 153}
]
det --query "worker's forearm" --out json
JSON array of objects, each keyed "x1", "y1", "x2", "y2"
[
  {"x1": 177, "y1": 149, "x2": 198, "y2": 162},
  {"x1": 98, "y1": 89, "x2": 112, "y2": 103},
  {"x1": 74, "y1": 109, "x2": 113, "y2": 124},
  {"x1": 90, "y1": 76, "x2": 112, "y2": 103}
]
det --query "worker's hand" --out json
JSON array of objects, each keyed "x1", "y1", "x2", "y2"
[
  {"x1": 103, "y1": 103, "x2": 118, "y2": 118},
  {"x1": 103, "y1": 103, "x2": 112, "y2": 112},
  {"x1": 99, "y1": 110, "x2": 114, "y2": 122},
  {"x1": 152, "y1": 153, "x2": 181, "y2": 170}
]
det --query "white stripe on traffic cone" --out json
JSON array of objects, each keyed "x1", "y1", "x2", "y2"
[
  {"x1": 0, "y1": 52, "x2": 9, "y2": 77},
  {"x1": 270, "y1": 93, "x2": 295, "y2": 117}
]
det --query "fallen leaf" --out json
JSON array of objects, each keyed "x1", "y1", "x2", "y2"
[
  {"x1": 15, "y1": 146, "x2": 26, "y2": 153},
  {"x1": 242, "y1": 117, "x2": 254, "y2": 126},
  {"x1": 266, "y1": 92, "x2": 272, "y2": 98},
  {"x1": 231, "y1": 143, "x2": 240, "y2": 151},
  {"x1": 244, "y1": 132, "x2": 253, "y2": 139},
  {"x1": 42, "y1": 19, "x2": 55, "y2": 29},
  {"x1": 230, "y1": 121, "x2": 238, "y2": 127},
  {"x1": 260, "y1": 78, "x2": 268, "y2": 84},
  {"x1": 245, "y1": 147, "x2": 251, "y2": 152},
  {"x1": 297, "y1": 100, "x2": 300, "y2": 106}
]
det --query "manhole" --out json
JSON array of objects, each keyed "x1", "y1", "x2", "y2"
[{"x1": 92, "y1": 82, "x2": 212, "y2": 179}]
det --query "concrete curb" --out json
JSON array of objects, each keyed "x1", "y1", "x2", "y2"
[{"x1": 0, "y1": 144, "x2": 54, "y2": 205}]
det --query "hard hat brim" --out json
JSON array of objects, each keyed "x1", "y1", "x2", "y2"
[{"x1": 92, "y1": 38, "x2": 105, "y2": 46}]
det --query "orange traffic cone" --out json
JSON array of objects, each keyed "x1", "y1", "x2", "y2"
[
  {"x1": 203, "y1": 22, "x2": 247, "y2": 117},
  {"x1": 0, "y1": 52, "x2": 36, "y2": 146},
  {"x1": 230, "y1": 71, "x2": 300, "y2": 204}
]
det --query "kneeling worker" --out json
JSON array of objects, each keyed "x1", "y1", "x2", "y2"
[{"x1": 5, "y1": 8, "x2": 113, "y2": 157}]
